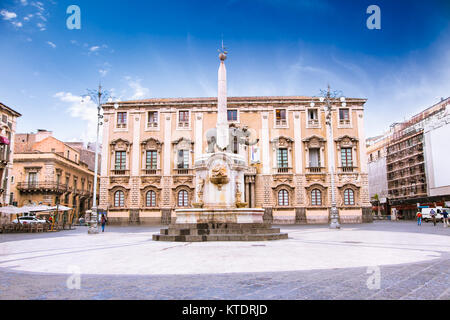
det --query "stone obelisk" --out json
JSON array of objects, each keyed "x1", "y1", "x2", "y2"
[{"x1": 216, "y1": 50, "x2": 229, "y2": 151}]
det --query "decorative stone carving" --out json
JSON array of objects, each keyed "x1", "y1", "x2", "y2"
[
  {"x1": 210, "y1": 164, "x2": 229, "y2": 190},
  {"x1": 235, "y1": 181, "x2": 247, "y2": 208},
  {"x1": 192, "y1": 178, "x2": 204, "y2": 208},
  {"x1": 141, "y1": 137, "x2": 163, "y2": 151}
]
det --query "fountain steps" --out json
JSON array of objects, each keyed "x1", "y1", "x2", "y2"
[{"x1": 153, "y1": 223, "x2": 288, "y2": 242}]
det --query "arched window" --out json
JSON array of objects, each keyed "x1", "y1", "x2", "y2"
[
  {"x1": 114, "y1": 190, "x2": 124, "y2": 207},
  {"x1": 178, "y1": 190, "x2": 189, "y2": 207},
  {"x1": 311, "y1": 189, "x2": 322, "y2": 206},
  {"x1": 344, "y1": 189, "x2": 355, "y2": 205},
  {"x1": 278, "y1": 189, "x2": 289, "y2": 206},
  {"x1": 146, "y1": 190, "x2": 156, "y2": 207}
]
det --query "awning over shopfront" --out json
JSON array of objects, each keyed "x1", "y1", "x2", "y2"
[{"x1": 0, "y1": 136, "x2": 10, "y2": 145}]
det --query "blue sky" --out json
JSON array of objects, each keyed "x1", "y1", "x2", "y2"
[{"x1": 0, "y1": 0, "x2": 449, "y2": 142}]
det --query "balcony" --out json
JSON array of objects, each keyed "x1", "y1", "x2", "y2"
[
  {"x1": 111, "y1": 169, "x2": 129, "y2": 176},
  {"x1": 178, "y1": 121, "x2": 190, "y2": 128},
  {"x1": 142, "y1": 168, "x2": 161, "y2": 176},
  {"x1": 307, "y1": 167, "x2": 323, "y2": 174},
  {"x1": 307, "y1": 119, "x2": 319, "y2": 127},
  {"x1": 275, "y1": 119, "x2": 287, "y2": 127},
  {"x1": 275, "y1": 167, "x2": 292, "y2": 174},
  {"x1": 340, "y1": 166, "x2": 354, "y2": 173},
  {"x1": 147, "y1": 122, "x2": 158, "y2": 128},
  {"x1": 16, "y1": 182, "x2": 68, "y2": 194},
  {"x1": 173, "y1": 168, "x2": 193, "y2": 175},
  {"x1": 339, "y1": 119, "x2": 351, "y2": 126}
]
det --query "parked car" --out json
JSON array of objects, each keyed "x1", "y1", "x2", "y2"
[
  {"x1": 421, "y1": 208, "x2": 445, "y2": 222},
  {"x1": 12, "y1": 216, "x2": 47, "y2": 225}
]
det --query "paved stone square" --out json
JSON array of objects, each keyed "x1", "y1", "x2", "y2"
[{"x1": 0, "y1": 221, "x2": 449, "y2": 300}]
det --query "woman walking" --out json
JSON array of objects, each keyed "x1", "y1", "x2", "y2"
[{"x1": 101, "y1": 214, "x2": 107, "y2": 233}]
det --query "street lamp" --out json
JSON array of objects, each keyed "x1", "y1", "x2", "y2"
[
  {"x1": 318, "y1": 84, "x2": 343, "y2": 229},
  {"x1": 82, "y1": 84, "x2": 113, "y2": 235}
]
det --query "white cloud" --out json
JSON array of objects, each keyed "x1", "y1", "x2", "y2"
[
  {"x1": 46, "y1": 41, "x2": 56, "y2": 48},
  {"x1": 20, "y1": 0, "x2": 28, "y2": 5},
  {"x1": 12, "y1": 21, "x2": 23, "y2": 27},
  {"x1": 90, "y1": 46, "x2": 100, "y2": 52},
  {"x1": 37, "y1": 22, "x2": 45, "y2": 31},
  {"x1": 0, "y1": 9, "x2": 17, "y2": 20},
  {"x1": 125, "y1": 77, "x2": 150, "y2": 100},
  {"x1": 54, "y1": 92, "x2": 99, "y2": 143}
]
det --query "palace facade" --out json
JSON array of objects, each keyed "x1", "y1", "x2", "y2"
[{"x1": 99, "y1": 96, "x2": 372, "y2": 225}]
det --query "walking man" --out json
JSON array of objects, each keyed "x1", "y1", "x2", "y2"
[
  {"x1": 443, "y1": 209, "x2": 449, "y2": 228},
  {"x1": 430, "y1": 209, "x2": 436, "y2": 226},
  {"x1": 417, "y1": 211, "x2": 422, "y2": 226},
  {"x1": 101, "y1": 214, "x2": 107, "y2": 233}
]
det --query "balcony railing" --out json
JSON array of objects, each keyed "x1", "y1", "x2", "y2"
[
  {"x1": 111, "y1": 169, "x2": 129, "y2": 176},
  {"x1": 341, "y1": 166, "x2": 354, "y2": 173},
  {"x1": 178, "y1": 122, "x2": 190, "y2": 128},
  {"x1": 275, "y1": 119, "x2": 287, "y2": 126},
  {"x1": 339, "y1": 119, "x2": 351, "y2": 126},
  {"x1": 276, "y1": 167, "x2": 292, "y2": 174},
  {"x1": 307, "y1": 119, "x2": 319, "y2": 127},
  {"x1": 174, "y1": 168, "x2": 193, "y2": 175},
  {"x1": 16, "y1": 182, "x2": 68, "y2": 193},
  {"x1": 307, "y1": 167, "x2": 323, "y2": 173},
  {"x1": 147, "y1": 122, "x2": 158, "y2": 128},
  {"x1": 142, "y1": 168, "x2": 161, "y2": 175}
]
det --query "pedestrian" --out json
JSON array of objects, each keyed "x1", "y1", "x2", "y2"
[
  {"x1": 430, "y1": 209, "x2": 436, "y2": 226},
  {"x1": 101, "y1": 214, "x2": 107, "y2": 233},
  {"x1": 443, "y1": 209, "x2": 449, "y2": 228},
  {"x1": 416, "y1": 211, "x2": 422, "y2": 226}
]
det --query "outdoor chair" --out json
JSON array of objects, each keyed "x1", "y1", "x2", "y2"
[
  {"x1": 5, "y1": 224, "x2": 14, "y2": 233},
  {"x1": 13, "y1": 223, "x2": 21, "y2": 233},
  {"x1": 21, "y1": 224, "x2": 31, "y2": 233},
  {"x1": 36, "y1": 223, "x2": 44, "y2": 233},
  {"x1": 30, "y1": 223, "x2": 38, "y2": 233}
]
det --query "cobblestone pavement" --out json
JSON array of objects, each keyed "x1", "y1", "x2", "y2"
[{"x1": 0, "y1": 221, "x2": 449, "y2": 300}]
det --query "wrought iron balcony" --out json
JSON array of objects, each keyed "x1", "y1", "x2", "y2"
[{"x1": 16, "y1": 182, "x2": 68, "y2": 193}]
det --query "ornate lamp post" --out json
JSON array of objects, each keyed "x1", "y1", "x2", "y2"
[
  {"x1": 82, "y1": 84, "x2": 115, "y2": 235},
  {"x1": 318, "y1": 85, "x2": 345, "y2": 229}
]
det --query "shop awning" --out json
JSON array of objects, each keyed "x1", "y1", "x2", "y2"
[{"x1": 0, "y1": 136, "x2": 10, "y2": 145}]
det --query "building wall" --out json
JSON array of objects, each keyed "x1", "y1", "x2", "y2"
[
  {"x1": 0, "y1": 102, "x2": 21, "y2": 207},
  {"x1": 11, "y1": 130, "x2": 98, "y2": 221},
  {"x1": 99, "y1": 96, "x2": 371, "y2": 225},
  {"x1": 424, "y1": 105, "x2": 450, "y2": 198}
]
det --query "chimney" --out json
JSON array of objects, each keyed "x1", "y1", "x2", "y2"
[{"x1": 35, "y1": 129, "x2": 53, "y2": 142}]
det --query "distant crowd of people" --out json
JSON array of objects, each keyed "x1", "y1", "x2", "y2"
[{"x1": 416, "y1": 209, "x2": 449, "y2": 227}]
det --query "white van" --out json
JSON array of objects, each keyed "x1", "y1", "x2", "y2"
[{"x1": 421, "y1": 207, "x2": 446, "y2": 222}]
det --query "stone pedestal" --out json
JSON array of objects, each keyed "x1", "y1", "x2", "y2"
[{"x1": 175, "y1": 208, "x2": 264, "y2": 224}]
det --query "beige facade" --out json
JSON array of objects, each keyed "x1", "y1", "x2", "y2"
[
  {"x1": 11, "y1": 132, "x2": 97, "y2": 221},
  {"x1": 100, "y1": 96, "x2": 371, "y2": 225}
]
